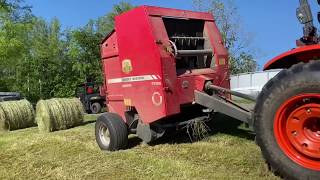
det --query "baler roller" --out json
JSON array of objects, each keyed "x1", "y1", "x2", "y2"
[
  {"x1": 170, "y1": 36, "x2": 207, "y2": 40},
  {"x1": 177, "y1": 49, "x2": 213, "y2": 56}
]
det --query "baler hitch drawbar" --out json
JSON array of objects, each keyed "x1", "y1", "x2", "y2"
[
  {"x1": 195, "y1": 82, "x2": 255, "y2": 126},
  {"x1": 205, "y1": 82, "x2": 257, "y2": 102}
]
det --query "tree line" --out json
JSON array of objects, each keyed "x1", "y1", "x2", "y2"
[{"x1": 0, "y1": 0, "x2": 256, "y2": 103}]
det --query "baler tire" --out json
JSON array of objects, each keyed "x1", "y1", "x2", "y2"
[
  {"x1": 95, "y1": 113, "x2": 128, "y2": 151},
  {"x1": 91, "y1": 102, "x2": 102, "y2": 114},
  {"x1": 254, "y1": 61, "x2": 320, "y2": 180}
]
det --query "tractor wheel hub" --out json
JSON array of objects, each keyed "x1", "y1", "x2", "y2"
[
  {"x1": 274, "y1": 94, "x2": 320, "y2": 171},
  {"x1": 286, "y1": 104, "x2": 320, "y2": 159}
]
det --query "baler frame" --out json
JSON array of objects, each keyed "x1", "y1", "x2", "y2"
[
  {"x1": 100, "y1": 5, "x2": 230, "y2": 127},
  {"x1": 97, "y1": 5, "x2": 258, "y2": 148}
]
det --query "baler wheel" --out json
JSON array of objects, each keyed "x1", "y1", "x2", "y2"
[
  {"x1": 95, "y1": 113, "x2": 128, "y2": 151},
  {"x1": 254, "y1": 61, "x2": 320, "y2": 180}
]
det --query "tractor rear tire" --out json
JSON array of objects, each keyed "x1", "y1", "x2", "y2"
[
  {"x1": 95, "y1": 113, "x2": 128, "y2": 151},
  {"x1": 91, "y1": 102, "x2": 102, "y2": 114},
  {"x1": 254, "y1": 61, "x2": 320, "y2": 180}
]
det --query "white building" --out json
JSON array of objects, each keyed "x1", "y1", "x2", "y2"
[{"x1": 230, "y1": 69, "x2": 282, "y2": 98}]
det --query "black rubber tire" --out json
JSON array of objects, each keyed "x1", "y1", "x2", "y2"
[
  {"x1": 254, "y1": 61, "x2": 320, "y2": 180},
  {"x1": 95, "y1": 113, "x2": 128, "y2": 151},
  {"x1": 90, "y1": 102, "x2": 102, "y2": 114}
]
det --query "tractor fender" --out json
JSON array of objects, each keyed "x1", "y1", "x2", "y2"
[{"x1": 264, "y1": 44, "x2": 320, "y2": 70}]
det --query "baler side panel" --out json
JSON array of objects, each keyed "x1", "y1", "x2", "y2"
[
  {"x1": 101, "y1": 31, "x2": 119, "y2": 59},
  {"x1": 204, "y1": 21, "x2": 230, "y2": 89},
  {"x1": 101, "y1": 32, "x2": 118, "y2": 95},
  {"x1": 148, "y1": 16, "x2": 180, "y2": 116},
  {"x1": 115, "y1": 7, "x2": 169, "y2": 124},
  {"x1": 102, "y1": 57, "x2": 127, "y2": 121},
  {"x1": 101, "y1": 32, "x2": 127, "y2": 121}
]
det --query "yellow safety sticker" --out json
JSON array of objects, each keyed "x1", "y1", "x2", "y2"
[{"x1": 122, "y1": 59, "x2": 133, "y2": 74}]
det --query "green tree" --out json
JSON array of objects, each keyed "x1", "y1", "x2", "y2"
[
  {"x1": 0, "y1": 1, "x2": 135, "y2": 102},
  {"x1": 230, "y1": 53, "x2": 257, "y2": 74},
  {"x1": 28, "y1": 18, "x2": 67, "y2": 99},
  {"x1": 66, "y1": 1, "x2": 135, "y2": 86},
  {"x1": 193, "y1": 0, "x2": 257, "y2": 74},
  {"x1": 0, "y1": 0, "x2": 34, "y2": 93},
  {"x1": 67, "y1": 22, "x2": 103, "y2": 85},
  {"x1": 0, "y1": 0, "x2": 32, "y2": 22}
]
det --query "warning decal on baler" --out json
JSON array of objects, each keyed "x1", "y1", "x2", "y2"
[
  {"x1": 107, "y1": 75, "x2": 161, "y2": 84},
  {"x1": 152, "y1": 92, "x2": 163, "y2": 106}
]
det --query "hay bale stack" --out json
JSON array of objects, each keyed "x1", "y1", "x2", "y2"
[
  {"x1": 0, "y1": 99, "x2": 35, "y2": 131},
  {"x1": 36, "y1": 98, "x2": 84, "y2": 132}
]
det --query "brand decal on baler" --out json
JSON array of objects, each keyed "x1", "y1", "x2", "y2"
[
  {"x1": 122, "y1": 59, "x2": 133, "y2": 74},
  {"x1": 107, "y1": 75, "x2": 161, "y2": 84}
]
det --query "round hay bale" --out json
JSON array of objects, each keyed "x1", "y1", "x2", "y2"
[
  {"x1": 36, "y1": 98, "x2": 84, "y2": 132},
  {"x1": 35, "y1": 100, "x2": 53, "y2": 132},
  {"x1": 0, "y1": 106, "x2": 7, "y2": 131},
  {"x1": 0, "y1": 99, "x2": 35, "y2": 131}
]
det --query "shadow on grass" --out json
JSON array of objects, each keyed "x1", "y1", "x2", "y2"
[
  {"x1": 128, "y1": 136, "x2": 143, "y2": 149},
  {"x1": 83, "y1": 113, "x2": 256, "y2": 149},
  {"x1": 208, "y1": 113, "x2": 255, "y2": 140},
  {"x1": 78, "y1": 113, "x2": 101, "y2": 127},
  {"x1": 148, "y1": 113, "x2": 255, "y2": 147},
  {"x1": 80, "y1": 120, "x2": 96, "y2": 126}
]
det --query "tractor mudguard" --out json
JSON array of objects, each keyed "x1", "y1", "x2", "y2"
[{"x1": 264, "y1": 44, "x2": 320, "y2": 70}]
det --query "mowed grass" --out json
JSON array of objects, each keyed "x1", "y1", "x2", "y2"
[{"x1": 0, "y1": 114, "x2": 278, "y2": 180}]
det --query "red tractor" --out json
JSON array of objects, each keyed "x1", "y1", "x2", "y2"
[
  {"x1": 76, "y1": 78, "x2": 106, "y2": 114},
  {"x1": 95, "y1": 2, "x2": 320, "y2": 179}
]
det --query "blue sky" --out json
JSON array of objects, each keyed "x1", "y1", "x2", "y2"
[{"x1": 24, "y1": 0, "x2": 320, "y2": 68}]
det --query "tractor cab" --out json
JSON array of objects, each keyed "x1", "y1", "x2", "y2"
[{"x1": 296, "y1": 0, "x2": 320, "y2": 45}]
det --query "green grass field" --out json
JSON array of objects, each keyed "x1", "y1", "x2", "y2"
[{"x1": 0, "y1": 114, "x2": 278, "y2": 180}]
